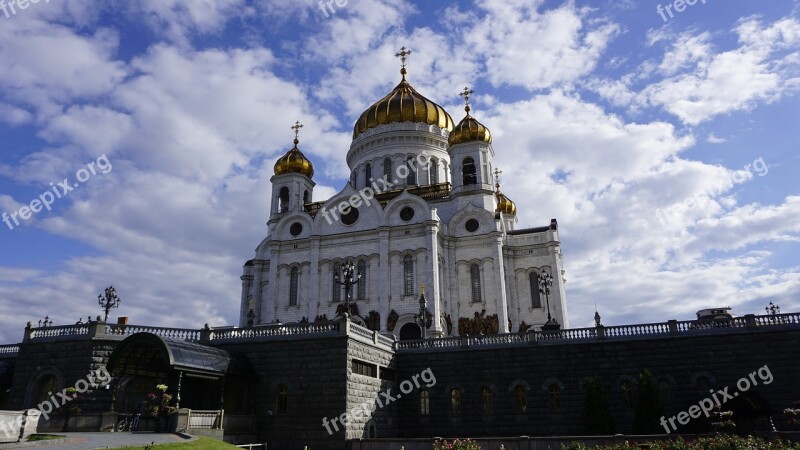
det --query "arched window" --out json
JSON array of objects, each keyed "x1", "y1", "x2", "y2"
[
  {"x1": 548, "y1": 383, "x2": 561, "y2": 412},
  {"x1": 34, "y1": 374, "x2": 59, "y2": 406},
  {"x1": 481, "y1": 387, "x2": 493, "y2": 416},
  {"x1": 470, "y1": 264, "x2": 482, "y2": 303},
  {"x1": 289, "y1": 267, "x2": 299, "y2": 306},
  {"x1": 279, "y1": 187, "x2": 289, "y2": 213},
  {"x1": 365, "y1": 163, "x2": 372, "y2": 187},
  {"x1": 462, "y1": 157, "x2": 477, "y2": 185},
  {"x1": 351, "y1": 170, "x2": 357, "y2": 187},
  {"x1": 620, "y1": 380, "x2": 633, "y2": 409},
  {"x1": 406, "y1": 157, "x2": 416, "y2": 185},
  {"x1": 443, "y1": 161, "x2": 449, "y2": 184},
  {"x1": 429, "y1": 159, "x2": 439, "y2": 184},
  {"x1": 529, "y1": 273, "x2": 542, "y2": 308},
  {"x1": 403, "y1": 255, "x2": 414, "y2": 296},
  {"x1": 303, "y1": 190, "x2": 310, "y2": 204},
  {"x1": 514, "y1": 385, "x2": 527, "y2": 413},
  {"x1": 277, "y1": 384, "x2": 288, "y2": 414},
  {"x1": 333, "y1": 263, "x2": 342, "y2": 303},
  {"x1": 357, "y1": 260, "x2": 367, "y2": 300},
  {"x1": 420, "y1": 390, "x2": 430, "y2": 416},
  {"x1": 450, "y1": 389, "x2": 461, "y2": 415},
  {"x1": 384, "y1": 158, "x2": 392, "y2": 180}
]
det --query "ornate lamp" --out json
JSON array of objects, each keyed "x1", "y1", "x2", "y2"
[
  {"x1": 538, "y1": 269, "x2": 561, "y2": 331},
  {"x1": 335, "y1": 259, "x2": 361, "y2": 318},
  {"x1": 98, "y1": 286, "x2": 121, "y2": 323},
  {"x1": 414, "y1": 285, "x2": 428, "y2": 339}
]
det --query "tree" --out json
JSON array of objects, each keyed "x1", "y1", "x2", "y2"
[
  {"x1": 583, "y1": 376, "x2": 615, "y2": 435},
  {"x1": 634, "y1": 369, "x2": 665, "y2": 434}
]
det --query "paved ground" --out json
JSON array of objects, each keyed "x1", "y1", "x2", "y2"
[{"x1": 0, "y1": 432, "x2": 191, "y2": 450}]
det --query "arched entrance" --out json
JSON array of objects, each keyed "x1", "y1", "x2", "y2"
[
  {"x1": 399, "y1": 323, "x2": 421, "y2": 340},
  {"x1": 107, "y1": 333, "x2": 233, "y2": 415}
]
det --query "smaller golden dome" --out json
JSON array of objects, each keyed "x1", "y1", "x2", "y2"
[
  {"x1": 274, "y1": 141, "x2": 314, "y2": 178},
  {"x1": 496, "y1": 190, "x2": 517, "y2": 215},
  {"x1": 449, "y1": 87, "x2": 492, "y2": 146},
  {"x1": 274, "y1": 123, "x2": 314, "y2": 178}
]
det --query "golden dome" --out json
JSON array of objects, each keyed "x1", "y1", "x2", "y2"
[
  {"x1": 496, "y1": 190, "x2": 517, "y2": 215},
  {"x1": 449, "y1": 87, "x2": 492, "y2": 146},
  {"x1": 449, "y1": 112, "x2": 492, "y2": 146},
  {"x1": 352, "y1": 68, "x2": 454, "y2": 139},
  {"x1": 274, "y1": 123, "x2": 314, "y2": 178}
]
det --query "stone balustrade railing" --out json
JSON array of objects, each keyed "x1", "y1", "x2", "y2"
[
  {"x1": 396, "y1": 312, "x2": 800, "y2": 351},
  {"x1": 13, "y1": 312, "x2": 800, "y2": 352},
  {"x1": 0, "y1": 344, "x2": 19, "y2": 355}
]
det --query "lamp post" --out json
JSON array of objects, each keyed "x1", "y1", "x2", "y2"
[
  {"x1": 38, "y1": 316, "x2": 52, "y2": 328},
  {"x1": 414, "y1": 285, "x2": 428, "y2": 339},
  {"x1": 765, "y1": 301, "x2": 781, "y2": 316},
  {"x1": 538, "y1": 269, "x2": 561, "y2": 331},
  {"x1": 98, "y1": 286, "x2": 121, "y2": 323},
  {"x1": 335, "y1": 260, "x2": 361, "y2": 318}
]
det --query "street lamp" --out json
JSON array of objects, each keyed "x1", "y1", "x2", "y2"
[
  {"x1": 335, "y1": 260, "x2": 361, "y2": 318},
  {"x1": 414, "y1": 285, "x2": 428, "y2": 339},
  {"x1": 765, "y1": 301, "x2": 781, "y2": 316},
  {"x1": 538, "y1": 269, "x2": 561, "y2": 331},
  {"x1": 98, "y1": 286, "x2": 121, "y2": 323},
  {"x1": 38, "y1": 316, "x2": 52, "y2": 328}
]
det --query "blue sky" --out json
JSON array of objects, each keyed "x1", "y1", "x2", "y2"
[{"x1": 0, "y1": 0, "x2": 799, "y2": 342}]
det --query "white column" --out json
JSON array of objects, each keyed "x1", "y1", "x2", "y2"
[
  {"x1": 252, "y1": 261, "x2": 264, "y2": 324},
  {"x1": 492, "y1": 235, "x2": 510, "y2": 333},
  {"x1": 308, "y1": 238, "x2": 321, "y2": 321},
  {"x1": 426, "y1": 225, "x2": 443, "y2": 337},
  {"x1": 239, "y1": 275, "x2": 252, "y2": 326},
  {"x1": 378, "y1": 228, "x2": 390, "y2": 331}
]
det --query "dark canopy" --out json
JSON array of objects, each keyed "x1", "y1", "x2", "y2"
[{"x1": 108, "y1": 333, "x2": 231, "y2": 378}]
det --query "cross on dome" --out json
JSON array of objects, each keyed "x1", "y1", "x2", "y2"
[
  {"x1": 494, "y1": 168, "x2": 503, "y2": 190},
  {"x1": 395, "y1": 46, "x2": 412, "y2": 79},
  {"x1": 459, "y1": 86, "x2": 475, "y2": 115},
  {"x1": 291, "y1": 121, "x2": 303, "y2": 145}
]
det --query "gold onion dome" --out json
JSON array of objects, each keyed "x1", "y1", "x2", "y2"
[
  {"x1": 449, "y1": 87, "x2": 492, "y2": 146},
  {"x1": 274, "y1": 122, "x2": 314, "y2": 178},
  {"x1": 496, "y1": 190, "x2": 517, "y2": 215},
  {"x1": 352, "y1": 47, "x2": 454, "y2": 139},
  {"x1": 493, "y1": 170, "x2": 516, "y2": 215}
]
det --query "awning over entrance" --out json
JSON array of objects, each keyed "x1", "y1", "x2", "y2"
[{"x1": 108, "y1": 333, "x2": 231, "y2": 379}]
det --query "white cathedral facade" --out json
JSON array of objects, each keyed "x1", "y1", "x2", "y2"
[{"x1": 238, "y1": 54, "x2": 569, "y2": 339}]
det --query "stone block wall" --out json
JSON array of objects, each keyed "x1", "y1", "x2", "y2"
[{"x1": 393, "y1": 328, "x2": 800, "y2": 437}]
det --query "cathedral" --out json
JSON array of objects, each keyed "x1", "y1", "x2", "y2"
[{"x1": 238, "y1": 49, "x2": 569, "y2": 338}]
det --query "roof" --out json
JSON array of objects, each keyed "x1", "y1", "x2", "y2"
[{"x1": 107, "y1": 332, "x2": 232, "y2": 378}]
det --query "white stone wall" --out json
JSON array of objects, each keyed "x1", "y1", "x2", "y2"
[{"x1": 239, "y1": 123, "x2": 569, "y2": 336}]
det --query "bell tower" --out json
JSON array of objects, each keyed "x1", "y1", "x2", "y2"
[{"x1": 270, "y1": 121, "x2": 315, "y2": 223}]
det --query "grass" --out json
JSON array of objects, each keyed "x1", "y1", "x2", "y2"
[
  {"x1": 25, "y1": 434, "x2": 65, "y2": 441},
  {"x1": 112, "y1": 436, "x2": 242, "y2": 450}
]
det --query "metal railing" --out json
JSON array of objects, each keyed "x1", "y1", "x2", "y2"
[{"x1": 187, "y1": 409, "x2": 223, "y2": 430}]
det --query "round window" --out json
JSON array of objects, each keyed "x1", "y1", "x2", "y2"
[
  {"x1": 400, "y1": 207, "x2": 415, "y2": 221},
  {"x1": 341, "y1": 207, "x2": 360, "y2": 225},
  {"x1": 290, "y1": 222, "x2": 303, "y2": 236},
  {"x1": 465, "y1": 219, "x2": 480, "y2": 232}
]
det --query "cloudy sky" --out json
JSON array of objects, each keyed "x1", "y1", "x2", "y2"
[{"x1": 0, "y1": 0, "x2": 799, "y2": 343}]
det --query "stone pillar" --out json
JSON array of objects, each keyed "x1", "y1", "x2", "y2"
[
  {"x1": 239, "y1": 275, "x2": 252, "y2": 327},
  {"x1": 378, "y1": 228, "x2": 390, "y2": 332},
  {"x1": 308, "y1": 237, "x2": 321, "y2": 322},
  {"x1": 252, "y1": 260, "x2": 265, "y2": 324},
  {"x1": 492, "y1": 234, "x2": 510, "y2": 333},
  {"x1": 426, "y1": 224, "x2": 443, "y2": 337},
  {"x1": 265, "y1": 246, "x2": 280, "y2": 323}
]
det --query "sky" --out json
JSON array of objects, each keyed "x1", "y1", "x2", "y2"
[{"x1": 0, "y1": 0, "x2": 799, "y2": 343}]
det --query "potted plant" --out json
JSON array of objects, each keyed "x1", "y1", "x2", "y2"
[{"x1": 146, "y1": 384, "x2": 177, "y2": 432}]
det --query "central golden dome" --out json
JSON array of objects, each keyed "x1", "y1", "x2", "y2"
[{"x1": 352, "y1": 68, "x2": 454, "y2": 139}]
